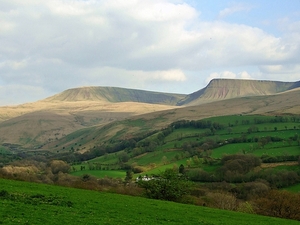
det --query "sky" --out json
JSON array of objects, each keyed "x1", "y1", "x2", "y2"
[{"x1": 1, "y1": 0, "x2": 300, "y2": 105}]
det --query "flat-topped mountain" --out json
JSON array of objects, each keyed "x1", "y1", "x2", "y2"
[
  {"x1": 43, "y1": 86, "x2": 185, "y2": 105},
  {"x1": 177, "y1": 79, "x2": 300, "y2": 106},
  {"x1": 41, "y1": 79, "x2": 300, "y2": 106}
]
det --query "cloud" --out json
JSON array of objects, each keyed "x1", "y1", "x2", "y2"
[
  {"x1": 239, "y1": 71, "x2": 253, "y2": 79},
  {"x1": 206, "y1": 71, "x2": 254, "y2": 83},
  {"x1": 152, "y1": 69, "x2": 186, "y2": 81},
  {"x1": 258, "y1": 64, "x2": 300, "y2": 81},
  {"x1": 2, "y1": 0, "x2": 293, "y2": 71},
  {"x1": 218, "y1": 3, "x2": 253, "y2": 19},
  {"x1": 0, "y1": 0, "x2": 299, "y2": 105}
]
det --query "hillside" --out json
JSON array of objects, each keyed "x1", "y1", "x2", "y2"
[
  {"x1": 177, "y1": 79, "x2": 299, "y2": 106},
  {"x1": 1, "y1": 178, "x2": 297, "y2": 225},
  {"x1": 44, "y1": 86, "x2": 185, "y2": 105},
  {"x1": 0, "y1": 78, "x2": 299, "y2": 149},
  {"x1": 0, "y1": 101, "x2": 176, "y2": 147},
  {"x1": 44, "y1": 87, "x2": 300, "y2": 152}
]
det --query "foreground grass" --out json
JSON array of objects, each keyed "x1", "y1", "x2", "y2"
[{"x1": 0, "y1": 178, "x2": 299, "y2": 225}]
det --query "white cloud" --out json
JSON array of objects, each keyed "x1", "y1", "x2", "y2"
[
  {"x1": 0, "y1": 0, "x2": 299, "y2": 105},
  {"x1": 258, "y1": 64, "x2": 300, "y2": 81},
  {"x1": 239, "y1": 71, "x2": 253, "y2": 79},
  {"x1": 218, "y1": 3, "x2": 253, "y2": 19},
  {"x1": 153, "y1": 69, "x2": 187, "y2": 81},
  {"x1": 206, "y1": 71, "x2": 254, "y2": 83}
]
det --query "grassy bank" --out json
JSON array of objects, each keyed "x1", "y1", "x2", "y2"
[{"x1": 0, "y1": 178, "x2": 299, "y2": 225}]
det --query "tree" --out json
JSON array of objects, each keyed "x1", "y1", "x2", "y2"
[
  {"x1": 118, "y1": 152, "x2": 129, "y2": 163},
  {"x1": 206, "y1": 192, "x2": 238, "y2": 210},
  {"x1": 49, "y1": 160, "x2": 70, "y2": 174},
  {"x1": 179, "y1": 164, "x2": 185, "y2": 174},
  {"x1": 192, "y1": 155, "x2": 200, "y2": 166},
  {"x1": 161, "y1": 156, "x2": 168, "y2": 165},
  {"x1": 124, "y1": 170, "x2": 133, "y2": 183},
  {"x1": 254, "y1": 190, "x2": 300, "y2": 220},
  {"x1": 138, "y1": 169, "x2": 192, "y2": 202}
]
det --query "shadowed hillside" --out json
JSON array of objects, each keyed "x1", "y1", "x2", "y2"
[
  {"x1": 177, "y1": 79, "x2": 299, "y2": 106},
  {"x1": 0, "y1": 101, "x2": 176, "y2": 147}
]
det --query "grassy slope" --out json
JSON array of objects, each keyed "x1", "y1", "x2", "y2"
[
  {"x1": 0, "y1": 101, "x2": 176, "y2": 148},
  {"x1": 68, "y1": 114, "x2": 300, "y2": 182},
  {"x1": 0, "y1": 178, "x2": 299, "y2": 225},
  {"x1": 49, "y1": 88, "x2": 300, "y2": 152},
  {"x1": 0, "y1": 83, "x2": 299, "y2": 150},
  {"x1": 72, "y1": 115, "x2": 299, "y2": 173}
]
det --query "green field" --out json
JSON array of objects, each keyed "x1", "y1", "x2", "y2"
[
  {"x1": 1, "y1": 178, "x2": 299, "y2": 225},
  {"x1": 68, "y1": 115, "x2": 300, "y2": 182},
  {"x1": 211, "y1": 143, "x2": 300, "y2": 158},
  {"x1": 285, "y1": 183, "x2": 300, "y2": 193},
  {"x1": 71, "y1": 170, "x2": 126, "y2": 178}
]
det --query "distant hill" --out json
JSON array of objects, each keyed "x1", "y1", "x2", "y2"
[
  {"x1": 43, "y1": 86, "x2": 185, "y2": 106},
  {"x1": 0, "y1": 78, "x2": 300, "y2": 149},
  {"x1": 177, "y1": 79, "x2": 299, "y2": 106},
  {"x1": 44, "y1": 87, "x2": 300, "y2": 152}
]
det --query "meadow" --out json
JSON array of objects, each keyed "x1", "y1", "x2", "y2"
[
  {"x1": 71, "y1": 169, "x2": 126, "y2": 178},
  {"x1": 1, "y1": 178, "x2": 299, "y2": 225},
  {"x1": 70, "y1": 115, "x2": 300, "y2": 182}
]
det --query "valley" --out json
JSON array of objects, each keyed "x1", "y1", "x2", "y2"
[{"x1": 1, "y1": 78, "x2": 300, "y2": 222}]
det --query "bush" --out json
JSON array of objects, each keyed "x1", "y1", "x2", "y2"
[
  {"x1": 254, "y1": 190, "x2": 300, "y2": 220},
  {"x1": 49, "y1": 160, "x2": 70, "y2": 174},
  {"x1": 233, "y1": 181, "x2": 270, "y2": 200},
  {"x1": 205, "y1": 191, "x2": 238, "y2": 211},
  {"x1": 138, "y1": 169, "x2": 192, "y2": 202}
]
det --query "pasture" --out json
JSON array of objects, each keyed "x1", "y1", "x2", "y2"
[
  {"x1": 70, "y1": 115, "x2": 300, "y2": 182},
  {"x1": 1, "y1": 178, "x2": 299, "y2": 225}
]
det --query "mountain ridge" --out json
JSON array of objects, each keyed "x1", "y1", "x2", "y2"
[
  {"x1": 177, "y1": 79, "x2": 299, "y2": 106},
  {"x1": 43, "y1": 86, "x2": 185, "y2": 106},
  {"x1": 0, "y1": 78, "x2": 299, "y2": 149},
  {"x1": 41, "y1": 78, "x2": 300, "y2": 107}
]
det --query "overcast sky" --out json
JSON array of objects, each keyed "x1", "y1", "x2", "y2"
[{"x1": 1, "y1": 0, "x2": 300, "y2": 105}]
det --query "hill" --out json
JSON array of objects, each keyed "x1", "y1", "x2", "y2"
[
  {"x1": 44, "y1": 87, "x2": 300, "y2": 152},
  {"x1": 1, "y1": 178, "x2": 298, "y2": 225},
  {"x1": 0, "y1": 78, "x2": 299, "y2": 149},
  {"x1": 177, "y1": 79, "x2": 299, "y2": 106},
  {"x1": 0, "y1": 101, "x2": 176, "y2": 147},
  {"x1": 44, "y1": 86, "x2": 185, "y2": 105}
]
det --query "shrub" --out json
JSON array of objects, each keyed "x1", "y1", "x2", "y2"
[
  {"x1": 138, "y1": 169, "x2": 192, "y2": 202},
  {"x1": 205, "y1": 191, "x2": 238, "y2": 211},
  {"x1": 254, "y1": 190, "x2": 300, "y2": 220},
  {"x1": 49, "y1": 160, "x2": 70, "y2": 174}
]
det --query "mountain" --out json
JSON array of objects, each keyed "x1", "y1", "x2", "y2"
[
  {"x1": 43, "y1": 86, "x2": 185, "y2": 105},
  {"x1": 0, "y1": 78, "x2": 300, "y2": 149},
  {"x1": 44, "y1": 86, "x2": 300, "y2": 152},
  {"x1": 177, "y1": 79, "x2": 299, "y2": 106}
]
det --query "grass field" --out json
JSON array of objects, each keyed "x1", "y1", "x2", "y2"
[
  {"x1": 211, "y1": 143, "x2": 300, "y2": 158},
  {"x1": 68, "y1": 115, "x2": 300, "y2": 182},
  {"x1": 1, "y1": 178, "x2": 299, "y2": 225},
  {"x1": 285, "y1": 183, "x2": 300, "y2": 193},
  {"x1": 71, "y1": 170, "x2": 126, "y2": 178}
]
